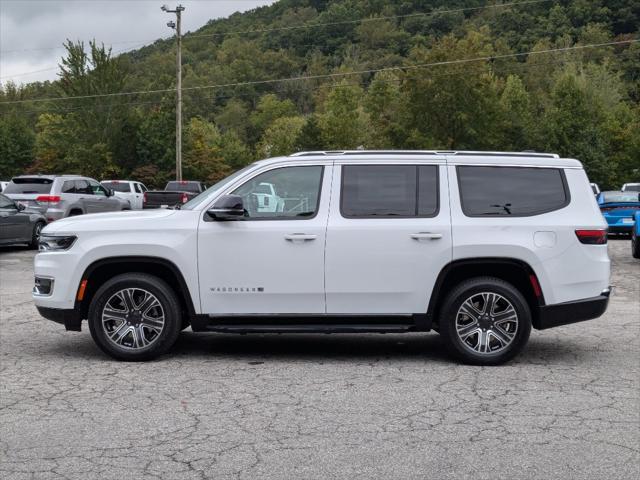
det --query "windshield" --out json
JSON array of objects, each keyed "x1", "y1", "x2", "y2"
[
  {"x1": 102, "y1": 181, "x2": 131, "y2": 193},
  {"x1": 166, "y1": 181, "x2": 202, "y2": 193},
  {"x1": 4, "y1": 178, "x2": 53, "y2": 194},
  {"x1": 600, "y1": 192, "x2": 640, "y2": 204},
  {"x1": 181, "y1": 164, "x2": 256, "y2": 210}
]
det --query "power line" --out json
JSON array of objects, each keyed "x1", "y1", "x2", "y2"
[
  {"x1": 1, "y1": 39, "x2": 635, "y2": 106},
  {"x1": 184, "y1": 0, "x2": 555, "y2": 39},
  {"x1": 0, "y1": 0, "x2": 554, "y2": 56},
  {"x1": 1, "y1": 49, "x2": 628, "y2": 117}
]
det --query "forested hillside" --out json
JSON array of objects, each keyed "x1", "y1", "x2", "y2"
[{"x1": 1, "y1": 0, "x2": 639, "y2": 188}]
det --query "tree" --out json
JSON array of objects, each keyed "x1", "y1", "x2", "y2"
[
  {"x1": 183, "y1": 117, "x2": 231, "y2": 183},
  {"x1": 543, "y1": 70, "x2": 612, "y2": 186},
  {"x1": 499, "y1": 75, "x2": 535, "y2": 151},
  {"x1": 250, "y1": 94, "x2": 297, "y2": 140},
  {"x1": 401, "y1": 29, "x2": 504, "y2": 150},
  {"x1": 257, "y1": 116, "x2": 306, "y2": 157},
  {"x1": 0, "y1": 113, "x2": 35, "y2": 178},
  {"x1": 319, "y1": 81, "x2": 368, "y2": 149}
]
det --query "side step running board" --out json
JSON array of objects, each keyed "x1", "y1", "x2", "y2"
[{"x1": 203, "y1": 324, "x2": 416, "y2": 334}]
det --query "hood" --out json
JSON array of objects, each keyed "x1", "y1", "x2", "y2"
[{"x1": 43, "y1": 208, "x2": 177, "y2": 234}]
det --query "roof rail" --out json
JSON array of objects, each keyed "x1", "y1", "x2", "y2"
[{"x1": 289, "y1": 150, "x2": 559, "y2": 158}]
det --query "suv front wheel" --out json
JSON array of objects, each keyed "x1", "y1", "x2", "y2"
[
  {"x1": 438, "y1": 277, "x2": 532, "y2": 365},
  {"x1": 88, "y1": 273, "x2": 182, "y2": 361}
]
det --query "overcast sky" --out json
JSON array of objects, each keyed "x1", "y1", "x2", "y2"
[{"x1": 0, "y1": 0, "x2": 275, "y2": 85}]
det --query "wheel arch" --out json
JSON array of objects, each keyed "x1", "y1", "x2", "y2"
[
  {"x1": 427, "y1": 257, "x2": 544, "y2": 329},
  {"x1": 76, "y1": 256, "x2": 196, "y2": 321}
]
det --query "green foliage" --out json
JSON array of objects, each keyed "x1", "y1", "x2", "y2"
[{"x1": 0, "y1": 0, "x2": 638, "y2": 187}]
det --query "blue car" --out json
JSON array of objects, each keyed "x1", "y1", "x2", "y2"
[
  {"x1": 597, "y1": 191, "x2": 640, "y2": 234},
  {"x1": 632, "y1": 211, "x2": 640, "y2": 259}
]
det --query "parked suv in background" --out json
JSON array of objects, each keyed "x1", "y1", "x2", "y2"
[
  {"x1": 33, "y1": 151, "x2": 610, "y2": 365},
  {"x1": 621, "y1": 183, "x2": 640, "y2": 192},
  {"x1": 4, "y1": 175, "x2": 130, "y2": 222},
  {"x1": 101, "y1": 180, "x2": 147, "y2": 210}
]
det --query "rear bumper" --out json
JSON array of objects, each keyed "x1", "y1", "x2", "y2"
[
  {"x1": 36, "y1": 306, "x2": 82, "y2": 332},
  {"x1": 607, "y1": 225, "x2": 633, "y2": 233},
  {"x1": 534, "y1": 288, "x2": 611, "y2": 330}
]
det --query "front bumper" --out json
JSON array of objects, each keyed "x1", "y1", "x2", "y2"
[
  {"x1": 36, "y1": 306, "x2": 82, "y2": 331},
  {"x1": 534, "y1": 288, "x2": 611, "y2": 330}
]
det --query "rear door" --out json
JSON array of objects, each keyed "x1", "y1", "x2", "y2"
[
  {"x1": 0, "y1": 195, "x2": 29, "y2": 242},
  {"x1": 132, "y1": 183, "x2": 144, "y2": 209},
  {"x1": 75, "y1": 180, "x2": 96, "y2": 213},
  {"x1": 325, "y1": 160, "x2": 452, "y2": 314}
]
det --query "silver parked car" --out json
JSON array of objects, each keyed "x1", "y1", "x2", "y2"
[
  {"x1": 3, "y1": 175, "x2": 130, "y2": 222},
  {"x1": 0, "y1": 193, "x2": 47, "y2": 248}
]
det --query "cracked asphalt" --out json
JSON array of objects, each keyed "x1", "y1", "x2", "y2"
[{"x1": 1, "y1": 240, "x2": 639, "y2": 480}]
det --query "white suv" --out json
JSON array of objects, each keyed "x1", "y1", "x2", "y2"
[{"x1": 33, "y1": 151, "x2": 611, "y2": 364}]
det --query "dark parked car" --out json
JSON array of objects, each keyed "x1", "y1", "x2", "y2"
[
  {"x1": 0, "y1": 193, "x2": 47, "y2": 248},
  {"x1": 143, "y1": 181, "x2": 205, "y2": 209}
]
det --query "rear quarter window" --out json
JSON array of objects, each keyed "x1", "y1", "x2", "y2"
[{"x1": 457, "y1": 166, "x2": 569, "y2": 217}]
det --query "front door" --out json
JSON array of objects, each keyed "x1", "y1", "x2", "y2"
[
  {"x1": 198, "y1": 164, "x2": 331, "y2": 315},
  {"x1": 325, "y1": 162, "x2": 452, "y2": 314},
  {"x1": 0, "y1": 197, "x2": 28, "y2": 242}
]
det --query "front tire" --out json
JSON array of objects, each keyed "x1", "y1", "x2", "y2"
[
  {"x1": 30, "y1": 221, "x2": 45, "y2": 249},
  {"x1": 438, "y1": 277, "x2": 532, "y2": 365},
  {"x1": 88, "y1": 273, "x2": 182, "y2": 361}
]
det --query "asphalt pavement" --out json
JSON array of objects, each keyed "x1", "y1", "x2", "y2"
[{"x1": 0, "y1": 239, "x2": 638, "y2": 479}]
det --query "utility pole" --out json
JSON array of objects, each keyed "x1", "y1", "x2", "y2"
[{"x1": 161, "y1": 4, "x2": 185, "y2": 181}]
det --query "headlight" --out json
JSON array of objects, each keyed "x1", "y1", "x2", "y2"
[{"x1": 39, "y1": 235, "x2": 77, "y2": 251}]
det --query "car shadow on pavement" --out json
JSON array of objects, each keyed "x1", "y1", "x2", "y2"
[{"x1": 39, "y1": 327, "x2": 595, "y2": 365}]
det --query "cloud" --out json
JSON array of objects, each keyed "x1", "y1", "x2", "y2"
[{"x1": 0, "y1": 0, "x2": 275, "y2": 84}]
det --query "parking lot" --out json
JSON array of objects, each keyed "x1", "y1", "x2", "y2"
[{"x1": 0, "y1": 240, "x2": 637, "y2": 479}]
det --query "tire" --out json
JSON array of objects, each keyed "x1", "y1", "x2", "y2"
[
  {"x1": 68, "y1": 210, "x2": 82, "y2": 217},
  {"x1": 438, "y1": 277, "x2": 532, "y2": 365},
  {"x1": 632, "y1": 230, "x2": 640, "y2": 259},
  {"x1": 88, "y1": 273, "x2": 182, "y2": 361},
  {"x1": 29, "y1": 221, "x2": 45, "y2": 249}
]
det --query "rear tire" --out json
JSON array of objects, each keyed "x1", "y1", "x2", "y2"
[
  {"x1": 68, "y1": 209, "x2": 82, "y2": 217},
  {"x1": 632, "y1": 229, "x2": 640, "y2": 259},
  {"x1": 29, "y1": 221, "x2": 45, "y2": 249},
  {"x1": 438, "y1": 277, "x2": 532, "y2": 365},
  {"x1": 88, "y1": 273, "x2": 182, "y2": 361}
]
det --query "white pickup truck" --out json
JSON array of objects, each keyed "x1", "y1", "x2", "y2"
[{"x1": 101, "y1": 180, "x2": 148, "y2": 210}]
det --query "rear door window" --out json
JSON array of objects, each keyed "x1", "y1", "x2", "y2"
[
  {"x1": 341, "y1": 165, "x2": 439, "y2": 218},
  {"x1": 61, "y1": 181, "x2": 76, "y2": 194},
  {"x1": 457, "y1": 166, "x2": 569, "y2": 217},
  {"x1": 3, "y1": 178, "x2": 53, "y2": 194},
  {"x1": 75, "y1": 180, "x2": 92, "y2": 195}
]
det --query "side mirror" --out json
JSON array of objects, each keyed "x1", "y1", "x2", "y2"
[
  {"x1": 16, "y1": 202, "x2": 26, "y2": 211},
  {"x1": 207, "y1": 195, "x2": 245, "y2": 221},
  {"x1": 107, "y1": 188, "x2": 115, "y2": 197}
]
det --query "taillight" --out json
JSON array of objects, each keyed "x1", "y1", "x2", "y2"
[
  {"x1": 143, "y1": 192, "x2": 147, "y2": 204},
  {"x1": 575, "y1": 229, "x2": 608, "y2": 245},
  {"x1": 181, "y1": 193, "x2": 188, "y2": 203},
  {"x1": 36, "y1": 195, "x2": 61, "y2": 204}
]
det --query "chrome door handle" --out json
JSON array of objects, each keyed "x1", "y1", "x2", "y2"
[
  {"x1": 285, "y1": 233, "x2": 317, "y2": 242},
  {"x1": 411, "y1": 232, "x2": 443, "y2": 240}
]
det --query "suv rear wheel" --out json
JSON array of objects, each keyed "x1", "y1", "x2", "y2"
[
  {"x1": 632, "y1": 228, "x2": 640, "y2": 259},
  {"x1": 88, "y1": 273, "x2": 182, "y2": 361},
  {"x1": 438, "y1": 277, "x2": 532, "y2": 365}
]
